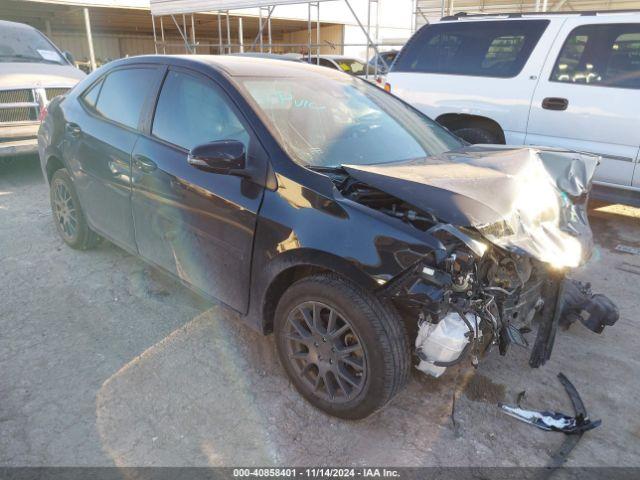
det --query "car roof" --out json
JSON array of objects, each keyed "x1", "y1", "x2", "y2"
[
  {"x1": 440, "y1": 10, "x2": 640, "y2": 22},
  {"x1": 116, "y1": 54, "x2": 349, "y2": 79}
]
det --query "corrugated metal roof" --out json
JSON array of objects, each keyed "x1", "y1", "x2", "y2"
[{"x1": 150, "y1": 0, "x2": 333, "y2": 16}]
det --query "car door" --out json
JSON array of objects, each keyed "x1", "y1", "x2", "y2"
[
  {"x1": 66, "y1": 65, "x2": 163, "y2": 251},
  {"x1": 526, "y1": 19, "x2": 640, "y2": 187},
  {"x1": 131, "y1": 67, "x2": 267, "y2": 313}
]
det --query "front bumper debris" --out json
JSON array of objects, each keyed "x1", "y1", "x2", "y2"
[{"x1": 499, "y1": 372, "x2": 601, "y2": 434}]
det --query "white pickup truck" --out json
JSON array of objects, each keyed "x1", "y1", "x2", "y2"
[
  {"x1": 0, "y1": 20, "x2": 84, "y2": 159},
  {"x1": 386, "y1": 11, "x2": 640, "y2": 205}
]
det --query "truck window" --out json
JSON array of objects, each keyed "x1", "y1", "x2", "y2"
[
  {"x1": 551, "y1": 24, "x2": 640, "y2": 90},
  {"x1": 392, "y1": 20, "x2": 549, "y2": 78}
]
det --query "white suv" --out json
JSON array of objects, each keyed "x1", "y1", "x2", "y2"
[{"x1": 386, "y1": 11, "x2": 640, "y2": 204}]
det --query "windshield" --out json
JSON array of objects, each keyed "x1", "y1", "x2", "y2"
[
  {"x1": 239, "y1": 75, "x2": 462, "y2": 168},
  {"x1": 0, "y1": 24, "x2": 65, "y2": 65}
]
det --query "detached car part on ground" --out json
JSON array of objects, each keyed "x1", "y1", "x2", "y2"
[{"x1": 38, "y1": 55, "x2": 617, "y2": 419}]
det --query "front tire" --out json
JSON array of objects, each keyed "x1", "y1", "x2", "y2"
[
  {"x1": 50, "y1": 169, "x2": 101, "y2": 250},
  {"x1": 275, "y1": 273, "x2": 410, "y2": 419}
]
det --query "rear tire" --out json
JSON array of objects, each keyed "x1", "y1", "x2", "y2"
[
  {"x1": 454, "y1": 127, "x2": 501, "y2": 145},
  {"x1": 274, "y1": 273, "x2": 410, "y2": 419},
  {"x1": 50, "y1": 169, "x2": 101, "y2": 250}
]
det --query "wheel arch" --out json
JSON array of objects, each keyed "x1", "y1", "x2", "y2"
[
  {"x1": 44, "y1": 154, "x2": 66, "y2": 184},
  {"x1": 436, "y1": 113, "x2": 506, "y2": 144},
  {"x1": 257, "y1": 249, "x2": 379, "y2": 335}
]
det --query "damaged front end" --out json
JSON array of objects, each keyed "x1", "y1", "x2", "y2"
[{"x1": 337, "y1": 146, "x2": 619, "y2": 376}]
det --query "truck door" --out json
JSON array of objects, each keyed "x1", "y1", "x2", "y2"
[{"x1": 525, "y1": 19, "x2": 640, "y2": 187}]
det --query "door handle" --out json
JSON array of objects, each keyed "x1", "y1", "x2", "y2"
[
  {"x1": 66, "y1": 123, "x2": 82, "y2": 137},
  {"x1": 542, "y1": 97, "x2": 569, "y2": 111},
  {"x1": 133, "y1": 154, "x2": 157, "y2": 173}
]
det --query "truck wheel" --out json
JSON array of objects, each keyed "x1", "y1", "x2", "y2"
[
  {"x1": 50, "y1": 169, "x2": 101, "y2": 250},
  {"x1": 454, "y1": 127, "x2": 501, "y2": 144},
  {"x1": 274, "y1": 273, "x2": 410, "y2": 419}
]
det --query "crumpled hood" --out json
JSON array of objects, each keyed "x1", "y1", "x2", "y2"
[
  {"x1": 0, "y1": 63, "x2": 85, "y2": 89},
  {"x1": 343, "y1": 146, "x2": 599, "y2": 268}
]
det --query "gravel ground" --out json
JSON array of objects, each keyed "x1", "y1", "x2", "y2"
[{"x1": 1, "y1": 156, "x2": 639, "y2": 467}]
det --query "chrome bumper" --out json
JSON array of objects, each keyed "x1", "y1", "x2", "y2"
[
  {"x1": 0, "y1": 137, "x2": 38, "y2": 157},
  {"x1": 0, "y1": 122, "x2": 39, "y2": 157}
]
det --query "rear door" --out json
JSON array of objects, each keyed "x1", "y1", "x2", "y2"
[
  {"x1": 67, "y1": 66, "x2": 163, "y2": 251},
  {"x1": 131, "y1": 67, "x2": 267, "y2": 312},
  {"x1": 388, "y1": 19, "x2": 559, "y2": 144},
  {"x1": 526, "y1": 19, "x2": 640, "y2": 186}
]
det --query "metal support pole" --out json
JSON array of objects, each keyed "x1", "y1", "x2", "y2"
[
  {"x1": 171, "y1": 14, "x2": 192, "y2": 53},
  {"x1": 152, "y1": 15, "x2": 158, "y2": 54},
  {"x1": 258, "y1": 8, "x2": 263, "y2": 52},
  {"x1": 218, "y1": 12, "x2": 223, "y2": 54},
  {"x1": 226, "y1": 12, "x2": 231, "y2": 53},
  {"x1": 268, "y1": 13, "x2": 273, "y2": 53},
  {"x1": 83, "y1": 8, "x2": 96, "y2": 71},
  {"x1": 44, "y1": 19, "x2": 52, "y2": 38},
  {"x1": 366, "y1": 1, "x2": 372, "y2": 79},
  {"x1": 307, "y1": 3, "x2": 312, "y2": 59},
  {"x1": 191, "y1": 14, "x2": 196, "y2": 53},
  {"x1": 160, "y1": 16, "x2": 166, "y2": 54},
  {"x1": 249, "y1": 6, "x2": 275, "y2": 52},
  {"x1": 315, "y1": 2, "x2": 320, "y2": 62},
  {"x1": 344, "y1": 0, "x2": 383, "y2": 66},
  {"x1": 238, "y1": 17, "x2": 244, "y2": 53},
  {"x1": 440, "y1": 0, "x2": 446, "y2": 17},
  {"x1": 182, "y1": 15, "x2": 188, "y2": 53}
]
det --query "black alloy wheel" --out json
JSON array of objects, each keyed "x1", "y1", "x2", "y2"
[
  {"x1": 283, "y1": 300, "x2": 367, "y2": 402},
  {"x1": 275, "y1": 273, "x2": 410, "y2": 419},
  {"x1": 49, "y1": 169, "x2": 101, "y2": 250},
  {"x1": 52, "y1": 176, "x2": 79, "y2": 243}
]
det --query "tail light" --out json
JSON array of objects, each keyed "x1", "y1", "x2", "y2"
[
  {"x1": 384, "y1": 83, "x2": 391, "y2": 93},
  {"x1": 38, "y1": 104, "x2": 48, "y2": 123}
]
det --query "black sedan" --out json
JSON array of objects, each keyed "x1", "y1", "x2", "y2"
[{"x1": 38, "y1": 55, "x2": 616, "y2": 419}]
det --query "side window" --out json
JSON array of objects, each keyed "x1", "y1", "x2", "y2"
[
  {"x1": 94, "y1": 68, "x2": 160, "y2": 129},
  {"x1": 319, "y1": 58, "x2": 338, "y2": 69},
  {"x1": 482, "y1": 35, "x2": 526, "y2": 70},
  {"x1": 392, "y1": 20, "x2": 550, "y2": 78},
  {"x1": 152, "y1": 70, "x2": 249, "y2": 151},
  {"x1": 551, "y1": 24, "x2": 640, "y2": 89},
  {"x1": 81, "y1": 79, "x2": 103, "y2": 109}
]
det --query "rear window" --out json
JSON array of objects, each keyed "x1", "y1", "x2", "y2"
[{"x1": 392, "y1": 20, "x2": 549, "y2": 78}]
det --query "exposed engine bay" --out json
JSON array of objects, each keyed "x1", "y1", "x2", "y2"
[{"x1": 327, "y1": 146, "x2": 619, "y2": 376}]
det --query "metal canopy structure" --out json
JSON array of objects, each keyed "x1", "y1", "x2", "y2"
[
  {"x1": 148, "y1": 0, "x2": 393, "y2": 77},
  {"x1": 150, "y1": 0, "x2": 332, "y2": 15}
]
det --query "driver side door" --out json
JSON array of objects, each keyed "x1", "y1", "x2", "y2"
[{"x1": 131, "y1": 67, "x2": 267, "y2": 313}]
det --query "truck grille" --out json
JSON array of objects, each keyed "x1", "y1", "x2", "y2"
[
  {"x1": 0, "y1": 89, "x2": 34, "y2": 104},
  {"x1": 0, "y1": 87, "x2": 70, "y2": 124},
  {"x1": 45, "y1": 88, "x2": 70, "y2": 100},
  {"x1": 0, "y1": 107, "x2": 37, "y2": 123}
]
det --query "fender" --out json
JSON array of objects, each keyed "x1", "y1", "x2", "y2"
[{"x1": 246, "y1": 247, "x2": 379, "y2": 334}]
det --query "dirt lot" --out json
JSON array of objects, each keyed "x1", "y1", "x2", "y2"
[{"x1": 1, "y1": 156, "x2": 639, "y2": 467}]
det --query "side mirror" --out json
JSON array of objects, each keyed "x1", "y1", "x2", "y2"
[
  {"x1": 63, "y1": 51, "x2": 75, "y2": 65},
  {"x1": 187, "y1": 140, "x2": 246, "y2": 175}
]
